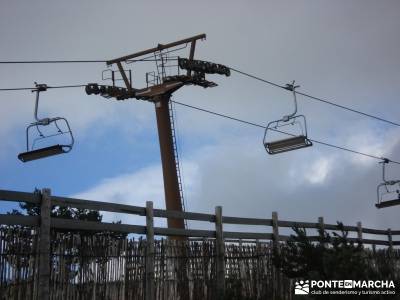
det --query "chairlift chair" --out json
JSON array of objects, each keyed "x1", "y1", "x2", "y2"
[
  {"x1": 263, "y1": 81, "x2": 312, "y2": 154},
  {"x1": 376, "y1": 158, "x2": 400, "y2": 208},
  {"x1": 18, "y1": 83, "x2": 74, "y2": 162}
]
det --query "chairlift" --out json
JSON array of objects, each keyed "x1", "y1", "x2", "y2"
[
  {"x1": 376, "y1": 158, "x2": 400, "y2": 208},
  {"x1": 263, "y1": 81, "x2": 312, "y2": 154},
  {"x1": 18, "y1": 83, "x2": 74, "y2": 162}
]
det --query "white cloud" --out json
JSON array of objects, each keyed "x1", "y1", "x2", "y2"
[
  {"x1": 344, "y1": 127, "x2": 400, "y2": 166},
  {"x1": 72, "y1": 161, "x2": 200, "y2": 227},
  {"x1": 304, "y1": 157, "x2": 334, "y2": 185},
  {"x1": 69, "y1": 131, "x2": 400, "y2": 235},
  {"x1": 187, "y1": 135, "x2": 400, "y2": 231}
]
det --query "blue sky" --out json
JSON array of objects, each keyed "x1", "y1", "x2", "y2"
[{"x1": 1, "y1": 0, "x2": 400, "y2": 233}]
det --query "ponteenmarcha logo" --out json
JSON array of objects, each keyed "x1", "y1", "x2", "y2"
[
  {"x1": 293, "y1": 279, "x2": 396, "y2": 296},
  {"x1": 310, "y1": 280, "x2": 395, "y2": 289},
  {"x1": 295, "y1": 280, "x2": 309, "y2": 294}
]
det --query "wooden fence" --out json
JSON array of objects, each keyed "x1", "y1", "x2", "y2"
[{"x1": 0, "y1": 188, "x2": 398, "y2": 300}]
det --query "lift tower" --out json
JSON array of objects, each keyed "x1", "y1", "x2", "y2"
[{"x1": 86, "y1": 34, "x2": 230, "y2": 231}]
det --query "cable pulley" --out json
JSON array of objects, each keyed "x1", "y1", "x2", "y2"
[
  {"x1": 85, "y1": 83, "x2": 133, "y2": 100},
  {"x1": 178, "y1": 58, "x2": 230, "y2": 76}
]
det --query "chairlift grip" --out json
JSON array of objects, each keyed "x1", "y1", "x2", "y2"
[
  {"x1": 32, "y1": 84, "x2": 49, "y2": 123},
  {"x1": 380, "y1": 158, "x2": 391, "y2": 183},
  {"x1": 282, "y1": 80, "x2": 299, "y2": 121}
]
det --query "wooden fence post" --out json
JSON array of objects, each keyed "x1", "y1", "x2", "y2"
[
  {"x1": 318, "y1": 217, "x2": 324, "y2": 234},
  {"x1": 145, "y1": 201, "x2": 155, "y2": 300},
  {"x1": 39, "y1": 188, "x2": 51, "y2": 300},
  {"x1": 357, "y1": 222, "x2": 363, "y2": 245},
  {"x1": 215, "y1": 206, "x2": 225, "y2": 299},
  {"x1": 271, "y1": 211, "x2": 280, "y2": 299},
  {"x1": 272, "y1": 212, "x2": 279, "y2": 252},
  {"x1": 387, "y1": 228, "x2": 393, "y2": 251},
  {"x1": 318, "y1": 217, "x2": 325, "y2": 246}
]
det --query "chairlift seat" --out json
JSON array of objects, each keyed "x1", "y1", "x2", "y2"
[
  {"x1": 375, "y1": 161, "x2": 400, "y2": 208},
  {"x1": 18, "y1": 145, "x2": 67, "y2": 162},
  {"x1": 18, "y1": 84, "x2": 74, "y2": 162},
  {"x1": 264, "y1": 135, "x2": 312, "y2": 155},
  {"x1": 375, "y1": 199, "x2": 400, "y2": 209}
]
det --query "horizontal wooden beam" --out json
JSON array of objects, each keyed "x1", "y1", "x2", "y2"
[
  {"x1": 0, "y1": 214, "x2": 39, "y2": 226},
  {"x1": 154, "y1": 227, "x2": 214, "y2": 238},
  {"x1": 361, "y1": 228, "x2": 390, "y2": 235},
  {"x1": 222, "y1": 216, "x2": 272, "y2": 226},
  {"x1": 224, "y1": 232, "x2": 273, "y2": 240},
  {"x1": 153, "y1": 209, "x2": 214, "y2": 222},
  {"x1": 0, "y1": 190, "x2": 40, "y2": 204},
  {"x1": 51, "y1": 218, "x2": 146, "y2": 234},
  {"x1": 278, "y1": 220, "x2": 360, "y2": 232},
  {"x1": 51, "y1": 196, "x2": 146, "y2": 216},
  {"x1": 278, "y1": 220, "x2": 319, "y2": 228}
]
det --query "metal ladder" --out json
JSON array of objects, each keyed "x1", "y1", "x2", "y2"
[
  {"x1": 168, "y1": 101, "x2": 187, "y2": 228},
  {"x1": 154, "y1": 51, "x2": 167, "y2": 81}
]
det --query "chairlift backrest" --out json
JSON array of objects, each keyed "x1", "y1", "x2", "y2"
[{"x1": 18, "y1": 83, "x2": 74, "y2": 162}]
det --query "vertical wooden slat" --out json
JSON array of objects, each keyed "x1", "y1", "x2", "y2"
[
  {"x1": 387, "y1": 228, "x2": 393, "y2": 251},
  {"x1": 33, "y1": 228, "x2": 40, "y2": 300},
  {"x1": 38, "y1": 188, "x2": 51, "y2": 300},
  {"x1": 145, "y1": 201, "x2": 155, "y2": 300},
  {"x1": 271, "y1": 212, "x2": 279, "y2": 252},
  {"x1": 318, "y1": 217, "x2": 325, "y2": 246},
  {"x1": 215, "y1": 206, "x2": 225, "y2": 299},
  {"x1": 271, "y1": 212, "x2": 280, "y2": 299},
  {"x1": 357, "y1": 222, "x2": 363, "y2": 245}
]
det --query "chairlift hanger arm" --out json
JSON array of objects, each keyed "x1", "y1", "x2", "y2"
[
  {"x1": 380, "y1": 158, "x2": 397, "y2": 183},
  {"x1": 32, "y1": 83, "x2": 48, "y2": 123},
  {"x1": 282, "y1": 81, "x2": 300, "y2": 121}
]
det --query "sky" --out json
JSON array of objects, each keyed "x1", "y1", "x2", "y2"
[{"x1": 1, "y1": 0, "x2": 400, "y2": 236}]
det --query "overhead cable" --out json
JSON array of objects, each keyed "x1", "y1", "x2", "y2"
[
  {"x1": 171, "y1": 100, "x2": 400, "y2": 165},
  {"x1": 0, "y1": 83, "x2": 398, "y2": 164},
  {"x1": 230, "y1": 67, "x2": 400, "y2": 128}
]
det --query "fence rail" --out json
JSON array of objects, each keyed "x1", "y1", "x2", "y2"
[
  {"x1": 0, "y1": 188, "x2": 398, "y2": 299},
  {"x1": 0, "y1": 189, "x2": 398, "y2": 245}
]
